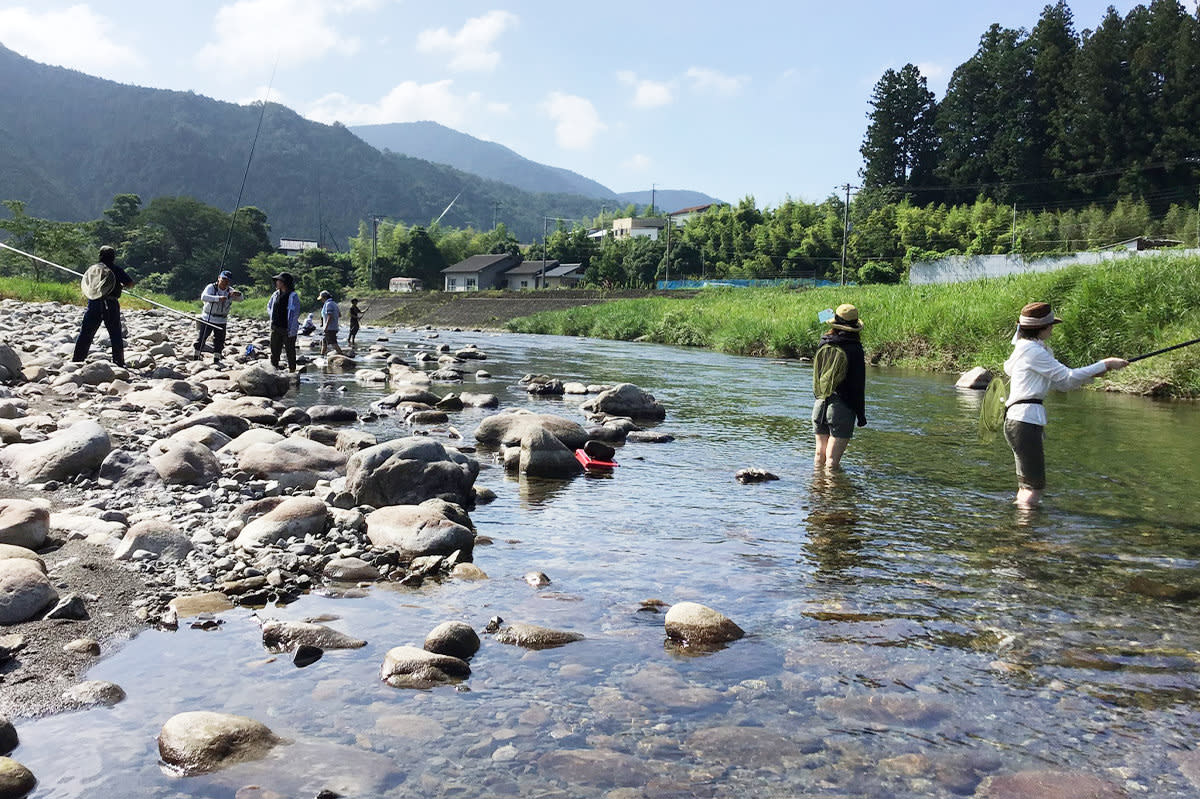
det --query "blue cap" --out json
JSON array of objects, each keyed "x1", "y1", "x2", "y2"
[{"x1": 219, "y1": 270, "x2": 233, "y2": 280}]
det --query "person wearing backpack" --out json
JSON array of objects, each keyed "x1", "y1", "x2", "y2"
[
  {"x1": 1002, "y1": 302, "x2": 1127, "y2": 508},
  {"x1": 811, "y1": 303, "x2": 866, "y2": 471},
  {"x1": 73, "y1": 245, "x2": 134, "y2": 368}
]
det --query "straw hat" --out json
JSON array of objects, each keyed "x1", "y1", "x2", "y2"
[
  {"x1": 1018, "y1": 301, "x2": 1063, "y2": 329},
  {"x1": 830, "y1": 303, "x2": 863, "y2": 332}
]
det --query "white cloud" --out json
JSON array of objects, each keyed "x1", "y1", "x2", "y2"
[
  {"x1": 686, "y1": 67, "x2": 746, "y2": 96},
  {"x1": 541, "y1": 92, "x2": 605, "y2": 150},
  {"x1": 196, "y1": 0, "x2": 374, "y2": 74},
  {"x1": 304, "y1": 79, "x2": 487, "y2": 127},
  {"x1": 622, "y1": 153, "x2": 652, "y2": 172},
  {"x1": 416, "y1": 10, "x2": 518, "y2": 72},
  {"x1": 0, "y1": 5, "x2": 142, "y2": 73},
  {"x1": 617, "y1": 71, "x2": 674, "y2": 109}
]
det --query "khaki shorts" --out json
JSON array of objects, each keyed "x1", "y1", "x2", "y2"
[
  {"x1": 812, "y1": 396, "x2": 855, "y2": 439},
  {"x1": 1004, "y1": 418, "x2": 1046, "y2": 490}
]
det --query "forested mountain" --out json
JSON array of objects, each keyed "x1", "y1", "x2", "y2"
[
  {"x1": 350, "y1": 121, "x2": 620, "y2": 201},
  {"x1": 0, "y1": 44, "x2": 606, "y2": 244},
  {"x1": 859, "y1": 0, "x2": 1200, "y2": 210}
]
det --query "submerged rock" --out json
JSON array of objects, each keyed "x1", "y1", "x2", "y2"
[
  {"x1": 955, "y1": 366, "x2": 993, "y2": 390},
  {"x1": 158, "y1": 711, "x2": 282, "y2": 775},
  {"x1": 260, "y1": 620, "x2": 367, "y2": 653},
  {"x1": 379, "y1": 645, "x2": 470, "y2": 688},
  {"x1": 664, "y1": 601, "x2": 744, "y2": 646}
]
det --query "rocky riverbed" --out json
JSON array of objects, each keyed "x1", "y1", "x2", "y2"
[{"x1": 0, "y1": 298, "x2": 707, "y2": 783}]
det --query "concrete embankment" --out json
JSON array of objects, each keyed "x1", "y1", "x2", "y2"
[{"x1": 360, "y1": 290, "x2": 695, "y2": 330}]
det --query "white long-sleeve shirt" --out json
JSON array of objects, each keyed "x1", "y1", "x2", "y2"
[{"x1": 1003, "y1": 338, "x2": 1107, "y2": 426}]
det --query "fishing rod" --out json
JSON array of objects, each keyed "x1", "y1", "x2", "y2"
[
  {"x1": 1128, "y1": 336, "x2": 1200, "y2": 363},
  {"x1": 216, "y1": 59, "x2": 277, "y2": 275},
  {"x1": 0, "y1": 241, "x2": 223, "y2": 330}
]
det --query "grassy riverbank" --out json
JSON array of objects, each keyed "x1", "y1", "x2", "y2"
[{"x1": 508, "y1": 253, "x2": 1200, "y2": 397}]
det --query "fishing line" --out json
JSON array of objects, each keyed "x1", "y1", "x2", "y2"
[
  {"x1": 216, "y1": 58, "x2": 277, "y2": 275},
  {"x1": 0, "y1": 241, "x2": 222, "y2": 330}
]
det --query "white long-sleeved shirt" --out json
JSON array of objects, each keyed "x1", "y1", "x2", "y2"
[
  {"x1": 1003, "y1": 338, "x2": 1107, "y2": 426},
  {"x1": 199, "y1": 282, "x2": 234, "y2": 324}
]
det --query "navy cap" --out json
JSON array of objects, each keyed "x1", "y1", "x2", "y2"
[{"x1": 218, "y1": 270, "x2": 233, "y2": 280}]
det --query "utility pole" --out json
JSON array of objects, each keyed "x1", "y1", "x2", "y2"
[
  {"x1": 492, "y1": 202, "x2": 502, "y2": 230},
  {"x1": 650, "y1": 183, "x2": 656, "y2": 216},
  {"x1": 371, "y1": 214, "x2": 380, "y2": 289},
  {"x1": 839, "y1": 184, "x2": 856, "y2": 286},
  {"x1": 664, "y1": 212, "x2": 672, "y2": 289},
  {"x1": 1011, "y1": 203, "x2": 1017, "y2": 254}
]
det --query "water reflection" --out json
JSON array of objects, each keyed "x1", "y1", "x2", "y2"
[{"x1": 804, "y1": 470, "x2": 865, "y2": 580}]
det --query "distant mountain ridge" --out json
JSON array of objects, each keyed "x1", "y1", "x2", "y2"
[
  {"x1": 350, "y1": 121, "x2": 722, "y2": 213},
  {"x1": 351, "y1": 121, "x2": 620, "y2": 200},
  {"x1": 0, "y1": 44, "x2": 610, "y2": 243}
]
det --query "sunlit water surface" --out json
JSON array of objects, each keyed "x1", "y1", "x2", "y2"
[{"x1": 17, "y1": 329, "x2": 1200, "y2": 797}]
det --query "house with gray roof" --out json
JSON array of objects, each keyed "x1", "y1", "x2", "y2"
[
  {"x1": 504, "y1": 259, "x2": 557, "y2": 290},
  {"x1": 543, "y1": 263, "x2": 584, "y2": 289},
  {"x1": 441, "y1": 253, "x2": 522, "y2": 291}
]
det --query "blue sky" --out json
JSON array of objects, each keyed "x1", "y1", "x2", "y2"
[{"x1": 0, "y1": 0, "x2": 1155, "y2": 208}]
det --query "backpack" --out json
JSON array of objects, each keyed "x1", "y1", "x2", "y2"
[
  {"x1": 80, "y1": 262, "x2": 116, "y2": 300},
  {"x1": 978, "y1": 376, "x2": 1010, "y2": 442},
  {"x1": 812, "y1": 344, "x2": 848, "y2": 399}
]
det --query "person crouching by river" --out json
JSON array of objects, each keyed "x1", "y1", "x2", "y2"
[
  {"x1": 267, "y1": 271, "x2": 300, "y2": 372},
  {"x1": 193, "y1": 269, "x2": 241, "y2": 363},
  {"x1": 1003, "y1": 301, "x2": 1127, "y2": 508},
  {"x1": 812, "y1": 303, "x2": 866, "y2": 471}
]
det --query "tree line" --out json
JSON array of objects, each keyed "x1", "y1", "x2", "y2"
[{"x1": 860, "y1": 1, "x2": 1200, "y2": 209}]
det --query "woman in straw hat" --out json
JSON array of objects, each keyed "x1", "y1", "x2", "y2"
[
  {"x1": 1003, "y1": 301, "x2": 1127, "y2": 508},
  {"x1": 812, "y1": 303, "x2": 867, "y2": 471}
]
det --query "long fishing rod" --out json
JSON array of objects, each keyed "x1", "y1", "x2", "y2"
[
  {"x1": 1128, "y1": 336, "x2": 1200, "y2": 363},
  {"x1": 216, "y1": 59, "x2": 277, "y2": 274},
  {"x1": 0, "y1": 241, "x2": 222, "y2": 330}
]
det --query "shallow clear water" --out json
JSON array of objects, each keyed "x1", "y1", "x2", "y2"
[{"x1": 17, "y1": 329, "x2": 1200, "y2": 797}]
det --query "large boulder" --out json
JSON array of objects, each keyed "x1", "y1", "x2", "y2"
[
  {"x1": 581, "y1": 383, "x2": 667, "y2": 421},
  {"x1": 345, "y1": 438, "x2": 478, "y2": 508},
  {"x1": 261, "y1": 620, "x2": 367, "y2": 653},
  {"x1": 97, "y1": 449, "x2": 163, "y2": 490},
  {"x1": 162, "y1": 412, "x2": 251, "y2": 440},
  {"x1": 218, "y1": 428, "x2": 284, "y2": 457},
  {"x1": 0, "y1": 345, "x2": 23, "y2": 385},
  {"x1": 158, "y1": 711, "x2": 281, "y2": 775},
  {"x1": 234, "y1": 496, "x2": 329, "y2": 549},
  {"x1": 149, "y1": 440, "x2": 222, "y2": 485},
  {"x1": 206, "y1": 396, "x2": 281, "y2": 426},
  {"x1": 474, "y1": 410, "x2": 589, "y2": 450},
  {"x1": 955, "y1": 366, "x2": 994, "y2": 390},
  {"x1": 379, "y1": 645, "x2": 470, "y2": 688},
  {"x1": 113, "y1": 519, "x2": 193, "y2": 562},
  {"x1": 664, "y1": 601, "x2": 744, "y2": 646},
  {"x1": 237, "y1": 437, "x2": 347, "y2": 489},
  {"x1": 518, "y1": 427, "x2": 583, "y2": 478},
  {"x1": 490, "y1": 620, "x2": 584, "y2": 650},
  {"x1": 0, "y1": 420, "x2": 111, "y2": 484},
  {"x1": 0, "y1": 757, "x2": 35, "y2": 797},
  {"x1": 0, "y1": 559, "x2": 57, "y2": 624},
  {"x1": 168, "y1": 425, "x2": 232, "y2": 452},
  {"x1": 123, "y1": 379, "x2": 207, "y2": 410},
  {"x1": 306, "y1": 405, "x2": 359, "y2": 425},
  {"x1": 234, "y1": 364, "x2": 291, "y2": 399},
  {"x1": 424, "y1": 621, "x2": 480, "y2": 660},
  {"x1": 0, "y1": 500, "x2": 49, "y2": 550},
  {"x1": 365, "y1": 499, "x2": 474, "y2": 559}
]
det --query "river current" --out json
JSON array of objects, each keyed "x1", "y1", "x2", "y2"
[{"x1": 17, "y1": 329, "x2": 1200, "y2": 797}]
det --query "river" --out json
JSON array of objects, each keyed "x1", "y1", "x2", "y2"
[{"x1": 16, "y1": 329, "x2": 1200, "y2": 797}]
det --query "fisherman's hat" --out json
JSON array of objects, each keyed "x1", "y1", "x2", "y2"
[
  {"x1": 829, "y1": 303, "x2": 863, "y2": 332},
  {"x1": 1018, "y1": 301, "x2": 1063, "y2": 329}
]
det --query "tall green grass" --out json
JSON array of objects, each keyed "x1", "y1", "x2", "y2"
[{"x1": 508, "y1": 254, "x2": 1200, "y2": 397}]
